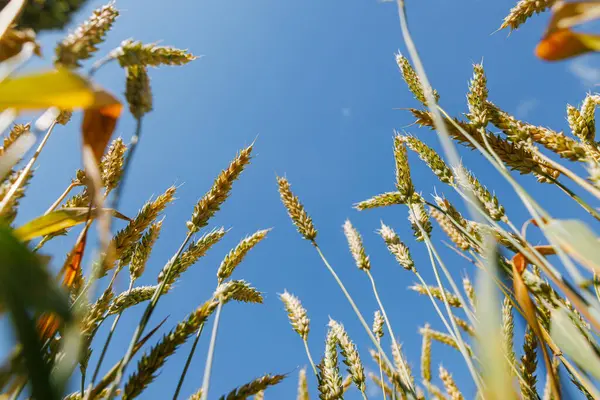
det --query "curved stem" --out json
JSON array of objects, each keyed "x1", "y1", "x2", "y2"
[
  {"x1": 0, "y1": 121, "x2": 57, "y2": 214},
  {"x1": 303, "y1": 339, "x2": 318, "y2": 378},
  {"x1": 88, "y1": 55, "x2": 116, "y2": 78},
  {"x1": 365, "y1": 270, "x2": 413, "y2": 391},
  {"x1": 173, "y1": 322, "x2": 206, "y2": 399},
  {"x1": 199, "y1": 301, "x2": 223, "y2": 400},
  {"x1": 46, "y1": 182, "x2": 76, "y2": 214}
]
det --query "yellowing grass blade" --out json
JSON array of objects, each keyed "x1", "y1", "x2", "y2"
[
  {"x1": 0, "y1": 68, "x2": 97, "y2": 110},
  {"x1": 14, "y1": 207, "x2": 129, "y2": 241}
]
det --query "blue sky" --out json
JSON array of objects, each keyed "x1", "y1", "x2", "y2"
[{"x1": 4, "y1": 0, "x2": 600, "y2": 398}]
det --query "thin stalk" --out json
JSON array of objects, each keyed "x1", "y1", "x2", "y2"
[
  {"x1": 550, "y1": 176, "x2": 600, "y2": 221},
  {"x1": 110, "y1": 118, "x2": 142, "y2": 211},
  {"x1": 311, "y1": 244, "x2": 395, "y2": 372},
  {"x1": 45, "y1": 182, "x2": 77, "y2": 214},
  {"x1": 376, "y1": 341, "x2": 387, "y2": 400},
  {"x1": 531, "y1": 145, "x2": 600, "y2": 201},
  {"x1": 89, "y1": 279, "x2": 135, "y2": 388},
  {"x1": 410, "y1": 207, "x2": 485, "y2": 393},
  {"x1": 106, "y1": 230, "x2": 194, "y2": 399},
  {"x1": 88, "y1": 54, "x2": 116, "y2": 77},
  {"x1": 310, "y1": 241, "x2": 420, "y2": 397},
  {"x1": 173, "y1": 322, "x2": 207, "y2": 400},
  {"x1": 361, "y1": 390, "x2": 368, "y2": 400},
  {"x1": 303, "y1": 339, "x2": 318, "y2": 378},
  {"x1": 199, "y1": 301, "x2": 223, "y2": 400},
  {"x1": 0, "y1": 121, "x2": 57, "y2": 214},
  {"x1": 365, "y1": 270, "x2": 413, "y2": 392}
]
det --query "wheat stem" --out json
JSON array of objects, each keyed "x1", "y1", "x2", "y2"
[
  {"x1": 110, "y1": 118, "x2": 142, "y2": 212},
  {"x1": 365, "y1": 270, "x2": 413, "y2": 392},
  {"x1": 303, "y1": 339, "x2": 318, "y2": 378},
  {"x1": 107, "y1": 230, "x2": 194, "y2": 399},
  {"x1": 410, "y1": 207, "x2": 484, "y2": 393},
  {"x1": 531, "y1": 145, "x2": 600, "y2": 200},
  {"x1": 0, "y1": 121, "x2": 56, "y2": 215},
  {"x1": 88, "y1": 279, "x2": 135, "y2": 391},
  {"x1": 46, "y1": 182, "x2": 77, "y2": 214},
  {"x1": 312, "y1": 243, "x2": 402, "y2": 390},
  {"x1": 172, "y1": 322, "x2": 206, "y2": 399},
  {"x1": 377, "y1": 342, "x2": 387, "y2": 400},
  {"x1": 199, "y1": 300, "x2": 223, "y2": 400},
  {"x1": 545, "y1": 173, "x2": 600, "y2": 221}
]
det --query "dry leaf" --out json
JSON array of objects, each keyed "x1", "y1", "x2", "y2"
[{"x1": 512, "y1": 252, "x2": 560, "y2": 398}]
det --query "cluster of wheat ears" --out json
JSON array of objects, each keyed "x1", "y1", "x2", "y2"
[{"x1": 1, "y1": 0, "x2": 599, "y2": 399}]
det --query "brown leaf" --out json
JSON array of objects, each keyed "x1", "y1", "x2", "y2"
[
  {"x1": 536, "y1": 29, "x2": 600, "y2": 61},
  {"x1": 512, "y1": 254, "x2": 560, "y2": 399},
  {"x1": 81, "y1": 98, "x2": 122, "y2": 164}
]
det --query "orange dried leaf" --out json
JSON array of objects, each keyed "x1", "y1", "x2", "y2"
[
  {"x1": 37, "y1": 313, "x2": 60, "y2": 341},
  {"x1": 536, "y1": 29, "x2": 600, "y2": 61},
  {"x1": 61, "y1": 228, "x2": 87, "y2": 288},
  {"x1": 511, "y1": 253, "x2": 560, "y2": 398},
  {"x1": 82, "y1": 99, "x2": 122, "y2": 163}
]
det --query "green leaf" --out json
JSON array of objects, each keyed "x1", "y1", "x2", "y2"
[
  {"x1": 14, "y1": 207, "x2": 130, "y2": 241},
  {"x1": 550, "y1": 306, "x2": 600, "y2": 380},
  {"x1": 545, "y1": 219, "x2": 600, "y2": 274},
  {"x1": 0, "y1": 224, "x2": 69, "y2": 400}
]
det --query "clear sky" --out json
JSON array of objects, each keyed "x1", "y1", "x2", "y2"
[{"x1": 5, "y1": 0, "x2": 600, "y2": 398}]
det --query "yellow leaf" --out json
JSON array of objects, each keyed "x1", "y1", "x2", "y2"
[
  {"x1": 0, "y1": 68, "x2": 117, "y2": 111},
  {"x1": 14, "y1": 208, "x2": 129, "y2": 241}
]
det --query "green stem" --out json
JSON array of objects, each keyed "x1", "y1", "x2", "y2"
[
  {"x1": 551, "y1": 176, "x2": 600, "y2": 221},
  {"x1": 173, "y1": 322, "x2": 206, "y2": 399},
  {"x1": 311, "y1": 243, "x2": 418, "y2": 398},
  {"x1": 377, "y1": 343, "x2": 387, "y2": 400},
  {"x1": 199, "y1": 301, "x2": 223, "y2": 400},
  {"x1": 89, "y1": 279, "x2": 135, "y2": 387},
  {"x1": 409, "y1": 208, "x2": 485, "y2": 393},
  {"x1": 106, "y1": 230, "x2": 194, "y2": 399},
  {"x1": 303, "y1": 339, "x2": 318, "y2": 378},
  {"x1": 45, "y1": 182, "x2": 76, "y2": 214},
  {"x1": 365, "y1": 270, "x2": 413, "y2": 391}
]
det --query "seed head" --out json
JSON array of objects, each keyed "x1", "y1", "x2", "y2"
[
  {"x1": 279, "y1": 291, "x2": 310, "y2": 341},
  {"x1": 217, "y1": 229, "x2": 270, "y2": 282},
  {"x1": 112, "y1": 39, "x2": 197, "y2": 68},
  {"x1": 188, "y1": 145, "x2": 252, "y2": 232},
  {"x1": 55, "y1": 3, "x2": 119, "y2": 68},
  {"x1": 372, "y1": 310, "x2": 385, "y2": 339},
  {"x1": 125, "y1": 65, "x2": 153, "y2": 119},
  {"x1": 277, "y1": 177, "x2": 317, "y2": 241},
  {"x1": 343, "y1": 220, "x2": 370, "y2": 272},
  {"x1": 329, "y1": 319, "x2": 366, "y2": 393}
]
